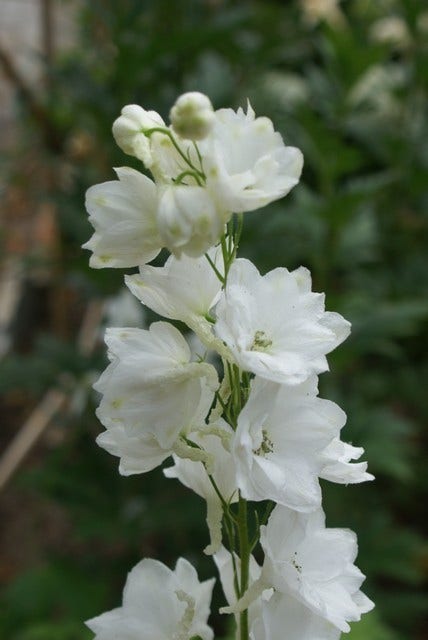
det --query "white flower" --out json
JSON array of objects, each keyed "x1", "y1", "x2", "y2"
[
  {"x1": 83, "y1": 167, "x2": 161, "y2": 268},
  {"x1": 95, "y1": 322, "x2": 218, "y2": 458},
  {"x1": 157, "y1": 184, "x2": 229, "y2": 257},
  {"x1": 251, "y1": 592, "x2": 340, "y2": 640},
  {"x1": 112, "y1": 104, "x2": 165, "y2": 165},
  {"x1": 260, "y1": 506, "x2": 374, "y2": 632},
  {"x1": 164, "y1": 420, "x2": 237, "y2": 554},
  {"x1": 300, "y1": 0, "x2": 345, "y2": 28},
  {"x1": 369, "y1": 16, "x2": 411, "y2": 49},
  {"x1": 320, "y1": 438, "x2": 374, "y2": 484},
  {"x1": 170, "y1": 92, "x2": 215, "y2": 141},
  {"x1": 125, "y1": 247, "x2": 223, "y2": 347},
  {"x1": 216, "y1": 549, "x2": 336, "y2": 640},
  {"x1": 86, "y1": 557, "x2": 215, "y2": 640},
  {"x1": 205, "y1": 103, "x2": 303, "y2": 213},
  {"x1": 233, "y1": 376, "x2": 351, "y2": 510},
  {"x1": 215, "y1": 259, "x2": 351, "y2": 385}
]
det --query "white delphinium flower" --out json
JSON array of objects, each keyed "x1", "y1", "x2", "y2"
[
  {"x1": 165, "y1": 420, "x2": 237, "y2": 554},
  {"x1": 369, "y1": 15, "x2": 411, "y2": 49},
  {"x1": 170, "y1": 91, "x2": 215, "y2": 141},
  {"x1": 83, "y1": 167, "x2": 161, "y2": 268},
  {"x1": 125, "y1": 248, "x2": 228, "y2": 357},
  {"x1": 214, "y1": 546, "x2": 338, "y2": 640},
  {"x1": 205, "y1": 103, "x2": 303, "y2": 213},
  {"x1": 112, "y1": 104, "x2": 165, "y2": 166},
  {"x1": 260, "y1": 506, "x2": 374, "y2": 632},
  {"x1": 251, "y1": 592, "x2": 340, "y2": 640},
  {"x1": 233, "y1": 375, "x2": 371, "y2": 510},
  {"x1": 86, "y1": 557, "x2": 215, "y2": 640},
  {"x1": 215, "y1": 260, "x2": 350, "y2": 385},
  {"x1": 320, "y1": 437, "x2": 374, "y2": 484},
  {"x1": 94, "y1": 322, "x2": 218, "y2": 471},
  {"x1": 157, "y1": 184, "x2": 229, "y2": 257}
]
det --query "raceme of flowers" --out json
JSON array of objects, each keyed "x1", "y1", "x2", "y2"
[{"x1": 84, "y1": 91, "x2": 374, "y2": 640}]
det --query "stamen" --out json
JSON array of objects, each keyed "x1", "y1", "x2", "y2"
[
  {"x1": 250, "y1": 330, "x2": 272, "y2": 351},
  {"x1": 253, "y1": 429, "x2": 274, "y2": 456}
]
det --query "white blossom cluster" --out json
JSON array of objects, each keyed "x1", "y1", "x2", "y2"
[{"x1": 84, "y1": 92, "x2": 374, "y2": 640}]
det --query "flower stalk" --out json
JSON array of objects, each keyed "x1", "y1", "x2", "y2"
[
  {"x1": 238, "y1": 496, "x2": 250, "y2": 640},
  {"x1": 84, "y1": 91, "x2": 374, "y2": 640}
]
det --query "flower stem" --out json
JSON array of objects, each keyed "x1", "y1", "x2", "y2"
[
  {"x1": 238, "y1": 495, "x2": 250, "y2": 640},
  {"x1": 145, "y1": 127, "x2": 205, "y2": 179}
]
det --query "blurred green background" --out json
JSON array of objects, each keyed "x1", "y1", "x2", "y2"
[{"x1": 0, "y1": 0, "x2": 427, "y2": 638}]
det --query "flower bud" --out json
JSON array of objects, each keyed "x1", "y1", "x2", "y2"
[
  {"x1": 170, "y1": 92, "x2": 215, "y2": 141},
  {"x1": 112, "y1": 104, "x2": 165, "y2": 163},
  {"x1": 157, "y1": 185, "x2": 226, "y2": 257}
]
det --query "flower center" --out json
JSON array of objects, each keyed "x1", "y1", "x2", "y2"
[
  {"x1": 250, "y1": 330, "x2": 272, "y2": 352},
  {"x1": 253, "y1": 429, "x2": 274, "y2": 457}
]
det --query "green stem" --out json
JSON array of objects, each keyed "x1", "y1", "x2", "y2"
[
  {"x1": 175, "y1": 169, "x2": 203, "y2": 186},
  {"x1": 221, "y1": 233, "x2": 232, "y2": 281},
  {"x1": 238, "y1": 495, "x2": 250, "y2": 640},
  {"x1": 204, "y1": 252, "x2": 224, "y2": 284},
  {"x1": 145, "y1": 127, "x2": 205, "y2": 179}
]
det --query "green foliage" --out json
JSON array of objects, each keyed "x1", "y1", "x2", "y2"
[
  {"x1": 348, "y1": 609, "x2": 401, "y2": 640},
  {"x1": 2, "y1": 0, "x2": 427, "y2": 638},
  {"x1": 1, "y1": 562, "x2": 103, "y2": 634}
]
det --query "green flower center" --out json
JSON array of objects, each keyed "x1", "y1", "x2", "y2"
[
  {"x1": 250, "y1": 330, "x2": 272, "y2": 351},
  {"x1": 253, "y1": 429, "x2": 274, "y2": 457}
]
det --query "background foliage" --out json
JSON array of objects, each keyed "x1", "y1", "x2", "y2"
[{"x1": 0, "y1": 0, "x2": 427, "y2": 638}]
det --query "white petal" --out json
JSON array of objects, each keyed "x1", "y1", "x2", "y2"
[
  {"x1": 251, "y1": 592, "x2": 341, "y2": 640},
  {"x1": 96, "y1": 425, "x2": 170, "y2": 475},
  {"x1": 157, "y1": 185, "x2": 228, "y2": 258},
  {"x1": 125, "y1": 246, "x2": 223, "y2": 325},
  {"x1": 83, "y1": 167, "x2": 161, "y2": 268},
  {"x1": 320, "y1": 438, "x2": 374, "y2": 484}
]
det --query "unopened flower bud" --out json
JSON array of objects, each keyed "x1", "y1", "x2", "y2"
[
  {"x1": 112, "y1": 104, "x2": 165, "y2": 164},
  {"x1": 170, "y1": 92, "x2": 215, "y2": 141},
  {"x1": 157, "y1": 185, "x2": 226, "y2": 258}
]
